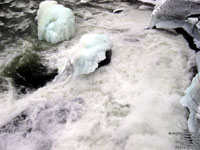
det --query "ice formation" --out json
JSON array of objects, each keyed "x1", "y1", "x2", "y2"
[
  {"x1": 37, "y1": 0, "x2": 75, "y2": 44},
  {"x1": 180, "y1": 52, "x2": 200, "y2": 132},
  {"x1": 181, "y1": 73, "x2": 200, "y2": 132},
  {"x1": 149, "y1": 0, "x2": 200, "y2": 49},
  {"x1": 70, "y1": 34, "x2": 112, "y2": 76}
]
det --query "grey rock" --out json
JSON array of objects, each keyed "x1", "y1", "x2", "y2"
[{"x1": 149, "y1": 0, "x2": 200, "y2": 50}]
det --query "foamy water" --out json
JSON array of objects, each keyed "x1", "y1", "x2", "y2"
[{"x1": 0, "y1": 3, "x2": 195, "y2": 150}]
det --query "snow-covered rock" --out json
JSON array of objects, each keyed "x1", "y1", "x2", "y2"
[
  {"x1": 149, "y1": 0, "x2": 200, "y2": 49},
  {"x1": 37, "y1": 0, "x2": 75, "y2": 44},
  {"x1": 70, "y1": 34, "x2": 112, "y2": 76},
  {"x1": 181, "y1": 73, "x2": 200, "y2": 132}
]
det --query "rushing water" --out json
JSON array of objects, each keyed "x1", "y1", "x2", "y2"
[{"x1": 0, "y1": 2, "x2": 196, "y2": 150}]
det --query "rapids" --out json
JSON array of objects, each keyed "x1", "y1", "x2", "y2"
[{"x1": 0, "y1": 2, "x2": 195, "y2": 150}]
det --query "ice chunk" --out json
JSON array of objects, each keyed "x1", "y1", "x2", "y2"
[
  {"x1": 181, "y1": 73, "x2": 200, "y2": 132},
  {"x1": 70, "y1": 34, "x2": 112, "y2": 76},
  {"x1": 37, "y1": 0, "x2": 75, "y2": 44}
]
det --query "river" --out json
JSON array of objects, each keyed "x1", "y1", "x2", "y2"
[{"x1": 0, "y1": 1, "x2": 195, "y2": 150}]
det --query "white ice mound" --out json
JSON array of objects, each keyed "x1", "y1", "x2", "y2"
[
  {"x1": 37, "y1": 0, "x2": 75, "y2": 44},
  {"x1": 181, "y1": 73, "x2": 200, "y2": 132},
  {"x1": 70, "y1": 34, "x2": 112, "y2": 76}
]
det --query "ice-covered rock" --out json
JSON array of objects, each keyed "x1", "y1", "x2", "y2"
[
  {"x1": 37, "y1": 0, "x2": 75, "y2": 44},
  {"x1": 181, "y1": 73, "x2": 200, "y2": 132},
  {"x1": 149, "y1": 0, "x2": 200, "y2": 49},
  {"x1": 70, "y1": 34, "x2": 112, "y2": 76}
]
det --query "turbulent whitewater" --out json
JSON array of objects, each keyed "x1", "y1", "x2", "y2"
[{"x1": 0, "y1": 1, "x2": 195, "y2": 150}]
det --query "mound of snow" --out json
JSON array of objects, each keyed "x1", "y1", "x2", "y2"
[
  {"x1": 70, "y1": 34, "x2": 112, "y2": 76},
  {"x1": 37, "y1": 0, "x2": 75, "y2": 44}
]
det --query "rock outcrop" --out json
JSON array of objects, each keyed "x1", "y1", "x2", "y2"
[{"x1": 149, "y1": 0, "x2": 200, "y2": 50}]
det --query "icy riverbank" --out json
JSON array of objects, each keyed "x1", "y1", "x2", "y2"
[{"x1": 148, "y1": 0, "x2": 200, "y2": 137}]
